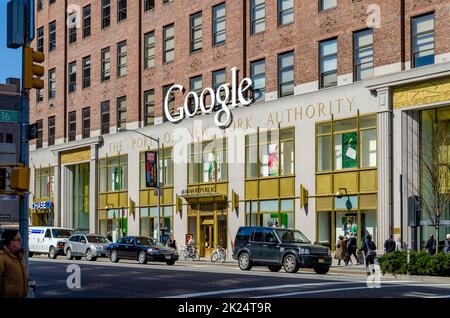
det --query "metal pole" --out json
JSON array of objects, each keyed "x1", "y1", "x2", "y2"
[{"x1": 157, "y1": 138, "x2": 161, "y2": 242}]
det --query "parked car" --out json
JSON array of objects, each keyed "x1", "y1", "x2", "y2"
[
  {"x1": 232, "y1": 226, "x2": 332, "y2": 274},
  {"x1": 29, "y1": 227, "x2": 74, "y2": 259},
  {"x1": 64, "y1": 234, "x2": 111, "y2": 261},
  {"x1": 105, "y1": 236, "x2": 179, "y2": 265}
]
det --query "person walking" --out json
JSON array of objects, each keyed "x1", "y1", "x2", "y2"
[
  {"x1": 0, "y1": 229, "x2": 28, "y2": 298},
  {"x1": 346, "y1": 232, "x2": 360, "y2": 265},
  {"x1": 334, "y1": 235, "x2": 347, "y2": 265},
  {"x1": 166, "y1": 235, "x2": 177, "y2": 250},
  {"x1": 425, "y1": 235, "x2": 437, "y2": 255},
  {"x1": 360, "y1": 233, "x2": 377, "y2": 276},
  {"x1": 444, "y1": 234, "x2": 450, "y2": 255},
  {"x1": 384, "y1": 235, "x2": 396, "y2": 254}
]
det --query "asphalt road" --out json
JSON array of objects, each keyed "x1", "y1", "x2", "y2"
[{"x1": 28, "y1": 256, "x2": 450, "y2": 299}]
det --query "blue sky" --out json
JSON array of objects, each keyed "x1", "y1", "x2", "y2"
[{"x1": 0, "y1": 0, "x2": 23, "y2": 84}]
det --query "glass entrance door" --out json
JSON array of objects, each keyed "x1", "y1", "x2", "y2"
[
  {"x1": 72, "y1": 163, "x2": 90, "y2": 232},
  {"x1": 200, "y1": 218, "x2": 215, "y2": 257}
]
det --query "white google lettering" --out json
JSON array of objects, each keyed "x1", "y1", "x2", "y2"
[{"x1": 164, "y1": 67, "x2": 253, "y2": 128}]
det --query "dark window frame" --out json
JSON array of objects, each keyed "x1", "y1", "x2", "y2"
[
  {"x1": 278, "y1": 51, "x2": 294, "y2": 98},
  {"x1": 82, "y1": 56, "x2": 91, "y2": 89},
  {"x1": 251, "y1": 0, "x2": 265, "y2": 35},
  {"x1": 48, "y1": 68, "x2": 56, "y2": 99},
  {"x1": 117, "y1": 0, "x2": 127, "y2": 22},
  {"x1": 48, "y1": 116, "x2": 56, "y2": 146},
  {"x1": 278, "y1": 0, "x2": 294, "y2": 27},
  {"x1": 101, "y1": 101, "x2": 110, "y2": 135},
  {"x1": 68, "y1": 12, "x2": 77, "y2": 44},
  {"x1": 117, "y1": 96, "x2": 127, "y2": 129},
  {"x1": 68, "y1": 61, "x2": 77, "y2": 93},
  {"x1": 190, "y1": 12, "x2": 203, "y2": 53},
  {"x1": 102, "y1": 0, "x2": 111, "y2": 29},
  {"x1": 37, "y1": 26, "x2": 44, "y2": 52},
  {"x1": 117, "y1": 41, "x2": 127, "y2": 77},
  {"x1": 319, "y1": 38, "x2": 338, "y2": 89},
  {"x1": 82, "y1": 107, "x2": 91, "y2": 139},
  {"x1": 144, "y1": 31, "x2": 155, "y2": 69},
  {"x1": 163, "y1": 24, "x2": 175, "y2": 64},
  {"x1": 144, "y1": 0, "x2": 155, "y2": 12},
  {"x1": 36, "y1": 119, "x2": 43, "y2": 149},
  {"x1": 411, "y1": 12, "x2": 435, "y2": 69},
  {"x1": 83, "y1": 4, "x2": 91, "y2": 38},
  {"x1": 212, "y1": 3, "x2": 226, "y2": 46},
  {"x1": 68, "y1": 111, "x2": 77, "y2": 142},
  {"x1": 353, "y1": 29, "x2": 374, "y2": 82},
  {"x1": 101, "y1": 47, "x2": 111, "y2": 82},
  {"x1": 49, "y1": 21, "x2": 56, "y2": 52},
  {"x1": 144, "y1": 89, "x2": 155, "y2": 126},
  {"x1": 251, "y1": 59, "x2": 266, "y2": 102}
]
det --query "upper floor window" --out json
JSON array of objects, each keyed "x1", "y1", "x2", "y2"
[
  {"x1": 82, "y1": 107, "x2": 90, "y2": 139},
  {"x1": 36, "y1": 119, "x2": 43, "y2": 149},
  {"x1": 117, "y1": 0, "x2": 127, "y2": 22},
  {"x1": 144, "y1": 89, "x2": 155, "y2": 126},
  {"x1": 68, "y1": 62, "x2": 76, "y2": 93},
  {"x1": 49, "y1": 21, "x2": 56, "y2": 51},
  {"x1": 82, "y1": 56, "x2": 91, "y2": 89},
  {"x1": 144, "y1": 0, "x2": 155, "y2": 11},
  {"x1": 117, "y1": 41, "x2": 127, "y2": 77},
  {"x1": 48, "y1": 116, "x2": 55, "y2": 146},
  {"x1": 188, "y1": 139, "x2": 227, "y2": 184},
  {"x1": 34, "y1": 167, "x2": 55, "y2": 199},
  {"x1": 319, "y1": 0, "x2": 336, "y2": 12},
  {"x1": 101, "y1": 47, "x2": 111, "y2": 82},
  {"x1": 278, "y1": 51, "x2": 294, "y2": 97},
  {"x1": 316, "y1": 115, "x2": 377, "y2": 172},
  {"x1": 213, "y1": 3, "x2": 226, "y2": 46},
  {"x1": 117, "y1": 96, "x2": 127, "y2": 129},
  {"x1": 48, "y1": 68, "x2": 56, "y2": 99},
  {"x1": 37, "y1": 26, "x2": 44, "y2": 52},
  {"x1": 144, "y1": 31, "x2": 155, "y2": 69},
  {"x1": 163, "y1": 24, "x2": 175, "y2": 63},
  {"x1": 188, "y1": 75, "x2": 202, "y2": 114},
  {"x1": 68, "y1": 12, "x2": 77, "y2": 44},
  {"x1": 37, "y1": 0, "x2": 44, "y2": 11},
  {"x1": 101, "y1": 101, "x2": 110, "y2": 134},
  {"x1": 36, "y1": 86, "x2": 44, "y2": 103},
  {"x1": 102, "y1": 0, "x2": 111, "y2": 29},
  {"x1": 319, "y1": 38, "x2": 337, "y2": 89},
  {"x1": 83, "y1": 5, "x2": 91, "y2": 38},
  {"x1": 212, "y1": 69, "x2": 226, "y2": 107},
  {"x1": 190, "y1": 12, "x2": 203, "y2": 52},
  {"x1": 140, "y1": 148, "x2": 173, "y2": 188},
  {"x1": 251, "y1": 59, "x2": 265, "y2": 102},
  {"x1": 50, "y1": 0, "x2": 56, "y2": 4},
  {"x1": 354, "y1": 29, "x2": 373, "y2": 81},
  {"x1": 246, "y1": 127, "x2": 295, "y2": 178},
  {"x1": 251, "y1": 0, "x2": 265, "y2": 34},
  {"x1": 68, "y1": 111, "x2": 76, "y2": 141},
  {"x1": 278, "y1": 0, "x2": 293, "y2": 26},
  {"x1": 163, "y1": 0, "x2": 173, "y2": 4},
  {"x1": 412, "y1": 13, "x2": 435, "y2": 68}
]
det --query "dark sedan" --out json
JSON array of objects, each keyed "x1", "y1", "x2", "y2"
[{"x1": 105, "y1": 236, "x2": 179, "y2": 265}]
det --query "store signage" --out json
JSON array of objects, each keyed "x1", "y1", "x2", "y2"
[
  {"x1": 181, "y1": 186, "x2": 216, "y2": 195},
  {"x1": 164, "y1": 67, "x2": 253, "y2": 128},
  {"x1": 145, "y1": 151, "x2": 158, "y2": 188},
  {"x1": 33, "y1": 201, "x2": 52, "y2": 210}
]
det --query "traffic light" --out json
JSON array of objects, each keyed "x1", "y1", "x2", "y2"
[
  {"x1": 24, "y1": 46, "x2": 45, "y2": 90},
  {"x1": 176, "y1": 195, "x2": 183, "y2": 213},
  {"x1": 300, "y1": 184, "x2": 309, "y2": 208},
  {"x1": 10, "y1": 167, "x2": 30, "y2": 191},
  {"x1": 231, "y1": 190, "x2": 239, "y2": 211}
]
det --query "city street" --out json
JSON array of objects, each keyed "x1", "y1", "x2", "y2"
[{"x1": 29, "y1": 256, "x2": 450, "y2": 298}]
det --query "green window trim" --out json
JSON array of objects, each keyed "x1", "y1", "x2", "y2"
[
  {"x1": 99, "y1": 154, "x2": 128, "y2": 193},
  {"x1": 188, "y1": 139, "x2": 228, "y2": 185},
  {"x1": 139, "y1": 147, "x2": 174, "y2": 189}
]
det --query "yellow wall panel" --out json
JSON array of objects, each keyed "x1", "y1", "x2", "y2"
[
  {"x1": 360, "y1": 170, "x2": 378, "y2": 192},
  {"x1": 119, "y1": 192, "x2": 128, "y2": 207},
  {"x1": 107, "y1": 193, "x2": 119, "y2": 207},
  {"x1": 394, "y1": 77, "x2": 450, "y2": 109},
  {"x1": 245, "y1": 181, "x2": 258, "y2": 199},
  {"x1": 280, "y1": 177, "x2": 295, "y2": 197},
  {"x1": 139, "y1": 190, "x2": 149, "y2": 206},
  {"x1": 163, "y1": 188, "x2": 174, "y2": 205},
  {"x1": 360, "y1": 194, "x2": 378, "y2": 209},
  {"x1": 150, "y1": 191, "x2": 158, "y2": 205},
  {"x1": 316, "y1": 174, "x2": 332, "y2": 195},
  {"x1": 259, "y1": 179, "x2": 279, "y2": 198},
  {"x1": 60, "y1": 148, "x2": 91, "y2": 165},
  {"x1": 216, "y1": 183, "x2": 228, "y2": 195},
  {"x1": 316, "y1": 197, "x2": 332, "y2": 211},
  {"x1": 334, "y1": 172, "x2": 358, "y2": 193}
]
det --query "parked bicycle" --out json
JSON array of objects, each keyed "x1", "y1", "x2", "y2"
[
  {"x1": 211, "y1": 245, "x2": 227, "y2": 263},
  {"x1": 180, "y1": 244, "x2": 200, "y2": 261}
]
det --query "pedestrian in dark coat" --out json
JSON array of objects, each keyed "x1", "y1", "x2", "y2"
[
  {"x1": 384, "y1": 235, "x2": 396, "y2": 254},
  {"x1": 360, "y1": 233, "x2": 377, "y2": 276},
  {"x1": 0, "y1": 229, "x2": 28, "y2": 298},
  {"x1": 346, "y1": 232, "x2": 360, "y2": 265},
  {"x1": 334, "y1": 235, "x2": 347, "y2": 265},
  {"x1": 425, "y1": 235, "x2": 436, "y2": 255}
]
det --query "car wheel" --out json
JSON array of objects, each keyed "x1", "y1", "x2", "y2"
[
  {"x1": 238, "y1": 252, "x2": 252, "y2": 271},
  {"x1": 48, "y1": 247, "x2": 57, "y2": 259},
  {"x1": 86, "y1": 249, "x2": 96, "y2": 261},
  {"x1": 314, "y1": 265, "x2": 330, "y2": 275},
  {"x1": 283, "y1": 254, "x2": 299, "y2": 273},
  {"x1": 268, "y1": 265, "x2": 282, "y2": 272},
  {"x1": 66, "y1": 248, "x2": 74, "y2": 260},
  {"x1": 138, "y1": 251, "x2": 148, "y2": 264},
  {"x1": 166, "y1": 260, "x2": 175, "y2": 265},
  {"x1": 110, "y1": 250, "x2": 119, "y2": 263}
]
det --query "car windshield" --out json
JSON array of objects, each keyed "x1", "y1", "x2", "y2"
[
  {"x1": 87, "y1": 236, "x2": 109, "y2": 244},
  {"x1": 275, "y1": 229, "x2": 310, "y2": 244},
  {"x1": 52, "y1": 229, "x2": 74, "y2": 238},
  {"x1": 136, "y1": 237, "x2": 164, "y2": 247}
]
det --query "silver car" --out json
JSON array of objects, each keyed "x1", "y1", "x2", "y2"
[{"x1": 64, "y1": 234, "x2": 111, "y2": 261}]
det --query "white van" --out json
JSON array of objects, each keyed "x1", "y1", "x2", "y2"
[{"x1": 29, "y1": 227, "x2": 75, "y2": 259}]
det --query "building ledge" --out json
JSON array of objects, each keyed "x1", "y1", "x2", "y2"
[{"x1": 50, "y1": 136, "x2": 103, "y2": 154}]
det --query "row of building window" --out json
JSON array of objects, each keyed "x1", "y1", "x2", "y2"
[{"x1": 36, "y1": 12, "x2": 435, "y2": 104}]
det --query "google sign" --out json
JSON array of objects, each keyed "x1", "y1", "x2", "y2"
[{"x1": 164, "y1": 67, "x2": 253, "y2": 128}]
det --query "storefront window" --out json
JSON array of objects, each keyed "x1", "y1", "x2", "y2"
[
  {"x1": 99, "y1": 155, "x2": 128, "y2": 193},
  {"x1": 72, "y1": 163, "x2": 90, "y2": 232},
  {"x1": 245, "y1": 127, "x2": 295, "y2": 179},
  {"x1": 245, "y1": 199, "x2": 294, "y2": 228},
  {"x1": 188, "y1": 139, "x2": 227, "y2": 184},
  {"x1": 34, "y1": 167, "x2": 55, "y2": 198},
  {"x1": 317, "y1": 212, "x2": 332, "y2": 244},
  {"x1": 99, "y1": 208, "x2": 127, "y2": 242},
  {"x1": 334, "y1": 118, "x2": 358, "y2": 170}
]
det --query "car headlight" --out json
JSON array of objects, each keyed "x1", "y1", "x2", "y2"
[
  {"x1": 147, "y1": 248, "x2": 161, "y2": 254},
  {"x1": 95, "y1": 245, "x2": 102, "y2": 250},
  {"x1": 298, "y1": 247, "x2": 310, "y2": 255}
]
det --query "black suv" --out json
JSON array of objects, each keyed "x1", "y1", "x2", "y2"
[{"x1": 232, "y1": 227, "x2": 332, "y2": 274}]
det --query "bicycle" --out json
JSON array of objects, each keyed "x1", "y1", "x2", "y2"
[
  {"x1": 180, "y1": 244, "x2": 200, "y2": 261},
  {"x1": 211, "y1": 245, "x2": 227, "y2": 263}
]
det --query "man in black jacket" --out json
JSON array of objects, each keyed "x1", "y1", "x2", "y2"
[
  {"x1": 346, "y1": 232, "x2": 360, "y2": 265},
  {"x1": 426, "y1": 235, "x2": 436, "y2": 255},
  {"x1": 384, "y1": 235, "x2": 396, "y2": 253}
]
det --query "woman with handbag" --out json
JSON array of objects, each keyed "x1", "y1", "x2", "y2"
[{"x1": 360, "y1": 233, "x2": 377, "y2": 276}]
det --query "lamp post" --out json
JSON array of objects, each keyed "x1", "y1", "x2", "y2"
[{"x1": 118, "y1": 128, "x2": 161, "y2": 242}]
